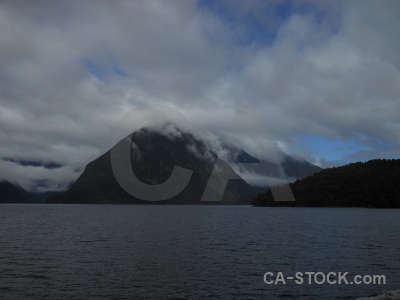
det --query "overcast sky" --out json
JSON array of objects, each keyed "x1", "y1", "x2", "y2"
[{"x1": 1, "y1": 0, "x2": 399, "y2": 192}]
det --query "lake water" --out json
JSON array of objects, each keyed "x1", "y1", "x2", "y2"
[{"x1": 0, "y1": 205, "x2": 399, "y2": 299}]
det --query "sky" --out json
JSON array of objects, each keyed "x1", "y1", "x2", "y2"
[{"x1": 0, "y1": 0, "x2": 399, "y2": 192}]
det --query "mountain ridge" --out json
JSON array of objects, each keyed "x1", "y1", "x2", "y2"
[
  {"x1": 47, "y1": 125, "x2": 256, "y2": 204},
  {"x1": 0, "y1": 180, "x2": 40, "y2": 203},
  {"x1": 252, "y1": 159, "x2": 400, "y2": 208}
]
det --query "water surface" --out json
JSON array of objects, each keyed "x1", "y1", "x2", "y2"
[{"x1": 0, "y1": 205, "x2": 399, "y2": 299}]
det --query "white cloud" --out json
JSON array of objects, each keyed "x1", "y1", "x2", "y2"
[
  {"x1": 0, "y1": 0, "x2": 399, "y2": 190},
  {"x1": 0, "y1": 159, "x2": 79, "y2": 192}
]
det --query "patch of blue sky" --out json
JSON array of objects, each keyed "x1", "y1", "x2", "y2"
[
  {"x1": 83, "y1": 59, "x2": 128, "y2": 81},
  {"x1": 197, "y1": 0, "x2": 329, "y2": 47},
  {"x1": 277, "y1": 1, "x2": 328, "y2": 25},
  {"x1": 112, "y1": 64, "x2": 128, "y2": 78},
  {"x1": 300, "y1": 134, "x2": 370, "y2": 162},
  {"x1": 345, "y1": 137, "x2": 400, "y2": 161},
  {"x1": 197, "y1": 0, "x2": 275, "y2": 46}
]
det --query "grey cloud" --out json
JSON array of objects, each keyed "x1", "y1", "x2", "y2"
[
  {"x1": 228, "y1": 1, "x2": 400, "y2": 146},
  {"x1": 0, "y1": 159, "x2": 78, "y2": 192},
  {"x1": 0, "y1": 0, "x2": 399, "y2": 190},
  {"x1": 233, "y1": 170, "x2": 296, "y2": 188}
]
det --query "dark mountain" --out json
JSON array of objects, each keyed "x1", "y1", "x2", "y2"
[
  {"x1": 234, "y1": 149, "x2": 320, "y2": 179},
  {"x1": 0, "y1": 180, "x2": 39, "y2": 203},
  {"x1": 47, "y1": 125, "x2": 256, "y2": 204},
  {"x1": 280, "y1": 154, "x2": 322, "y2": 179},
  {"x1": 252, "y1": 159, "x2": 400, "y2": 208},
  {"x1": 34, "y1": 191, "x2": 63, "y2": 203},
  {"x1": 226, "y1": 147, "x2": 321, "y2": 192}
]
